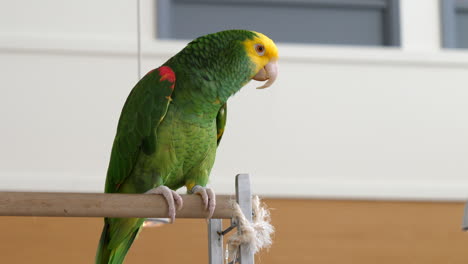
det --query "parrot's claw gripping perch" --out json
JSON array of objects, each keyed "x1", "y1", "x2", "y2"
[
  {"x1": 145, "y1": 186, "x2": 183, "y2": 223},
  {"x1": 191, "y1": 185, "x2": 216, "y2": 219}
]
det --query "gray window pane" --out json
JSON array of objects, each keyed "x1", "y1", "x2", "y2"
[
  {"x1": 441, "y1": 0, "x2": 468, "y2": 49},
  {"x1": 456, "y1": 9, "x2": 468, "y2": 48},
  {"x1": 157, "y1": 0, "x2": 400, "y2": 46}
]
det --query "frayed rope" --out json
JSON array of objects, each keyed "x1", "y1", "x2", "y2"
[{"x1": 226, "y1": 196, "x2": 274, "y2": 263}]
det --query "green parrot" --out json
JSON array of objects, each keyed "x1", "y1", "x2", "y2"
[{"x1": 95, "y1": 29, "x2": 278, "y2": 264}]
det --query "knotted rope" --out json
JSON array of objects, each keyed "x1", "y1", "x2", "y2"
[{"x1": 226, "y1": 196, "x2": 274, "y2": 263}]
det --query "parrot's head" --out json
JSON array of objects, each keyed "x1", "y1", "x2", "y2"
[
  {"x1": 173, "y1": 30, "x2": 279, "y2": 97},
  {"x1": 240, "y1": 31, "x2": 279, "y2": 89}
]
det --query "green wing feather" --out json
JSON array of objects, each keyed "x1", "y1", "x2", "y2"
[
  {"x1": 216, "y1": 103, "x2": 227, "y2": 145},
  {"x1": 96, "y1": 67, "x2": 175, "y2": 264},
  {"x1": 105, "y1": 67, "x2": 174, "y2": 194}
]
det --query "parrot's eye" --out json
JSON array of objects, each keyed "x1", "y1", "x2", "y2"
[{"x1": 255, "y1": 44, "x2": 265, "y2": 56}]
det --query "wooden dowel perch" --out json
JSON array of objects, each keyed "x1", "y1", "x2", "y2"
[{"x1": 0, "y1": 192, "x2": 235, "y2": 219}]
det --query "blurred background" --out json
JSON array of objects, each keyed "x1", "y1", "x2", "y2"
[{"x1": 1, "y1": 0, "x2": 468, "y2": 263}]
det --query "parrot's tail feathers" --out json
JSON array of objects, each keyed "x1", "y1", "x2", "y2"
[
  {"x1": 96, "y1": 222, "x2": 141, "y2": 264},
  {"x1": 108, "y1": 230, "x2": 139, "y2": 264},
  {"x1": 96, "y1": 222, "x2": 112, "y2": 264}
]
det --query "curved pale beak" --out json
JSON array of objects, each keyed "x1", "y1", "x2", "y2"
[{"x1": 252, "y1": 60, "x2": 278, "y2": 89}]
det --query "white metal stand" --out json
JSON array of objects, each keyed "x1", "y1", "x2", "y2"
[
  {"x1": 208, "y1": 174, "x2": 254, "y2": 264},
  {"x1": 462, "y1": 201, "x2": 468, "y2": 231}
]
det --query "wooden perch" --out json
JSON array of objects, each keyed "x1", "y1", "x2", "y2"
[{"x1": 0, "y1": 192, "x2": 235, "y2": 219}]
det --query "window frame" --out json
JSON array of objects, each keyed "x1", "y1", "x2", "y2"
[{"x1": 156, "y1": 0, "x2": 401, "y2": 47}]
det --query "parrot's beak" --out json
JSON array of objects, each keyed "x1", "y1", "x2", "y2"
[{"x1": 253, "y1": 60, "x2": 278, "y2": 89}]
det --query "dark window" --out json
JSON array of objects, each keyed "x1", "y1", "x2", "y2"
[
  {"x1": 157, "y1": 0, "x2": 401, "y2": 46},
  {"x1": 441, "y1": 0, "x2": 468, "y2": 48}
]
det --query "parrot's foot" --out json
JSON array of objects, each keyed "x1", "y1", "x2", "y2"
[
  {"x1": 191, "y1": 185, "x2": 216, "y2": 219},
  {"x1": 145, "y1": 186, "x2": 183, "y2": 223}
]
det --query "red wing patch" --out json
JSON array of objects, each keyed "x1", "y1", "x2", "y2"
[{"x1": 158, "y1": 66, "x2": 176, "y2": 90}]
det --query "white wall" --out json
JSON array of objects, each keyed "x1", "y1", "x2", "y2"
[{"x1": 1, "y1": 0, "x2": 468, "y2": 200}]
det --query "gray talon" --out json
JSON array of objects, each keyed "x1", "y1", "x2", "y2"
[
  {"x1": 191, "y1": 185, "x2": 216, "y2": 219},
  {"x1": 145, "y1": 186, "x2": 183, "y2": 223}
]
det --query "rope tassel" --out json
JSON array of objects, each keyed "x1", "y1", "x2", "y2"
[{"x1": 226, "y1": 196, "x2": 274, "y2": 263}]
